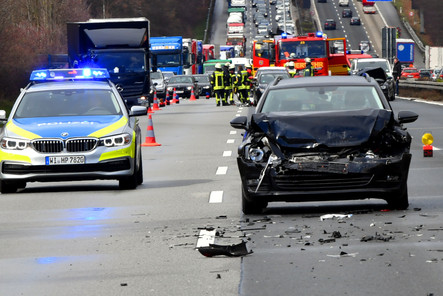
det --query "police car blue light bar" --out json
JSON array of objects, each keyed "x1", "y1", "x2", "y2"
[
  {"x1": 316, "y1": 31, "x2": 323, "y2": 37},
  {"x1": 30, "y1": 68, "x2": 110, "y2": 81},
  {"x1": 281, "y1": 32, "x2": 288, "y2": 39}
]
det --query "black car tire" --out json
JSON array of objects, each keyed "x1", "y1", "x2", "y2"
[
  {"x1": 136, "y1": 151, "x2": 143, "y2": 185},
  {"x1": 386, "y1": 185, "x2": 409, "y2": 210},
  {"x1": 0, "y1": 180, "x2": 20, "y2": 194},
  {"x1": 119, "y1": 148, "x2": 141, "y2": 190},
  {"x1": 242, "y1": 186, "x2": 267, "y2": 214}
]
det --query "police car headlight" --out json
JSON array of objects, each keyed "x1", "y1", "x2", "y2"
[
  {"x1": 0, "y1": 137, "x2": 29, "y2": 150},
  {"x1": 100, "y1": 134, "x2": 132, "y2": 147}
]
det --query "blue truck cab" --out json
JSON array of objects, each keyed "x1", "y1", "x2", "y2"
[{"x1": 150, "y1": 36, "x2": 185, "y2": 75}]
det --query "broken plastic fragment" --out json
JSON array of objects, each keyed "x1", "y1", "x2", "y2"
[
  {"x1": 197, "y1": 241, "x2": 252, "y2": 257},
  {"x1": 320, "y1": 214, "x2": 352, "y2": 221}
]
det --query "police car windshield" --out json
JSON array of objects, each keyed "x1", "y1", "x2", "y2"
[
  {"x1": 14, "y1": 89, "x2": 123, "y2": 118},
  {"x1": 261, "y1": 86, "x2": 383, "y2": 113}
]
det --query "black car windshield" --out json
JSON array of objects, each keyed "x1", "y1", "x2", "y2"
[
  {"x1": 168, "y1": 76, "x2": 193, "y2": 83},
  {"x1": 14, "y1": 89, "x2": 123, "y2": 118},
  {"x1": 261, "y1": 86, "x2": 384, "y2": 113}
]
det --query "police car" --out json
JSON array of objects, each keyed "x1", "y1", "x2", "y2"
[{"x1": 0, "y1": 68, "x2": 147, "y2": 193}]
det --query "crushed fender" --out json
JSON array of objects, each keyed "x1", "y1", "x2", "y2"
[{"x1": 197, "y1": 241, "x2": 252, "y2": 257}]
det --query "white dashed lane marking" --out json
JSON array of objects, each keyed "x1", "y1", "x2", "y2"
[
  {"x1": 216, "y1": 166, "x2": 228, "y2": 175},
  {"x1": 227, "y1": 139, "x2": 235, "y2": 144},
  {"x1": 230, "y1": 131, "x2": 237, "y2": 135},
  {"x1": 223, "y1": 151, "x2": 232, "y2": 157},
  {"x1": 209, "y1": 191, "x2": 223, "y2": 203}
]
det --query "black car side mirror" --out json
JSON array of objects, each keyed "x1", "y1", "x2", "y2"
[
  {"x1": 230, "y1": 116, "x2": 248, "y2": 130},
  {"x1": 397, "y1": 111, "x2": 418, "y2": 124}
]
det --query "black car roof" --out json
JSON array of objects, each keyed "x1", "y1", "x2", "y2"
[{"x1": 270, "y1": 76, "x2": 377, "y2": 89}]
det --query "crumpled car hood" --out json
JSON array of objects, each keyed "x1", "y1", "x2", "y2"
[{"x1": 251, "y1": 109, "x2": 393, "y2": 148}]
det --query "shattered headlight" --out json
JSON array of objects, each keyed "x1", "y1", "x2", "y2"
[
  {"x1": 0, "y1": 137, "x2": 29, "y2": 150},
  {"x1": 245, "y1": 136, "x2": 272, "y2": 162},
  {"x1": 99, "y1": 133, "x2": 132, "y2": 147}
]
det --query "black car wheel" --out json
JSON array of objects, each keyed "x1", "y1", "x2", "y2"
[
  {"x1": 0, "y1": 180, "x2": 19, "y2": 194},
  {"x1": 386, "y1": 184, "x2": 409, "y2": 210},
  {"x1": 119, "y1": 147, "x2": 141, "y2": 190},
  {"x1": 242, "y1": 186, "x2": 268, "y2": 214}
]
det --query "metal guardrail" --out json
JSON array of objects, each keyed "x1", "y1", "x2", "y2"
[{"x1": 399, "y1": 80, "x2": 443, "y2": 91}]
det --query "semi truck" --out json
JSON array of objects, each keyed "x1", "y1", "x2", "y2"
[
  {"x1": 150, "y1": 36, "x2": 185, "y2": 75},
  {"x1": 425, "y1": 46, "x2": 443, "y2": 69},
  {"x1": 252, "y1": 32, "x2": 371, "y2": 75},
  {"x1": 396, "y1": 38, "x2": 415, "y2": 65},
  {"x1": 67, "y1": 17, "x2": 152, "y2": 108},
  {"x1": 182, "y1": 38, "x2": 197, "y2": 75}
]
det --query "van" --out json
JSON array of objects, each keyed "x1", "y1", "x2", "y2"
[{"x1": 339, "y1": 0, "x2": 349, "y2": 6}]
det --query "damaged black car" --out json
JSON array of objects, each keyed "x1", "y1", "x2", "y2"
[{"x1": 230, "y1": 76, "x2": 418, "y2": 214}]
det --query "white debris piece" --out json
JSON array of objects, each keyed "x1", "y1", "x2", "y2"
[{"x1": 319, "y1": 214, "x2": 353, "y2": 221}]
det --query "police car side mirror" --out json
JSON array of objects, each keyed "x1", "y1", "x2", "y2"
[{"x1": 129, "y1": 106, "x2": 148, "y2": 117}]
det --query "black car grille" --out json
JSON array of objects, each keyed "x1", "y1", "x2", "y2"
[
  {"x1": 32, "y1": 140, "x2": 64, "y2": 153},
  {"x1": 66, "y1": 139, "x2": 98, "y2": 152},
  {"x1": 32, "y1": 138, "x2": 98, "y2": 153},
  {"x1": 273, "y1": 173, "x2": 373, "y2": 190}
]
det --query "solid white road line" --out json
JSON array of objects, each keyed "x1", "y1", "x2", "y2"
[
  {"x1": 196, "y1": 229, "x2": 216, "y2": 248},
  {"x1": 209, "y1": 190, "x2": 223, "y2": 203},
  {"x1": 216, "y1": 166, "x2": 228, "y2": 175}
]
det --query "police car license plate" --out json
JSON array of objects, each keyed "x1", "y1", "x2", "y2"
[
  {"x1": 46, "y1": 156, "x2": 85, "y2": 165},
  {"x1": 176, "y1": 90, "x2": 184, "y2": 94}
]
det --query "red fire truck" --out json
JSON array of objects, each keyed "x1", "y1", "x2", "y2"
[{"x1": 252, "y1": 32, "x2": 370, "y2": 76}]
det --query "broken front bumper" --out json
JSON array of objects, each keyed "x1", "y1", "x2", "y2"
[{"x1": 238, "y1": 153, "x2": 411, "y2": 203}]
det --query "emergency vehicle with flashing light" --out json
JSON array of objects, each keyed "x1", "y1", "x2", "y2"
[
  {"x1": 0, "y1": 68, "x2": 147, "y2": 193},
  {"x1": 252, "y1": 32, "x2": 372, "y2": 76}
]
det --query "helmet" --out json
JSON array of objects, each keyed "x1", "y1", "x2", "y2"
[
  {"x1": 229, "y1": 64, "x2": 235, "y2": 70},
  {"x1": 215, "y1": 63, "x2": 222, "y2": 70},
  {"x1": 290, "y1": 53, "x2": 296, "y2": 58},
  {"x1": 225, "y1": 62, "x2": 230, "y2": 67},
  {"x1": 288, "y1": 61, "x2": 295, "y2": 69},
  {"x1": 305, "y1": 58, "x2": 311, "y2": 63}
]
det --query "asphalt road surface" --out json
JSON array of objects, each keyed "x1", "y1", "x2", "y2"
[{"x1": 1, "y1": 94, "x2": 442, "y2": 295}]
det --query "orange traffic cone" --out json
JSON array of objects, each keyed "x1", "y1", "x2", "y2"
[
  {"x1": 189, "y1": 87, "x2": 197, "y2": 101},
  {"x1": 141, "y1": 114, "x2": 161, "y2": 147},
  {"x1": 172, "y1": 88, "x2": 179, "y2": 104},
  {"x1": 147, "y1": 106, "x2": 154, "y2": 114},
  {"x1": 152, "y1": 91, "x2": 161, "y2": 111}
]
